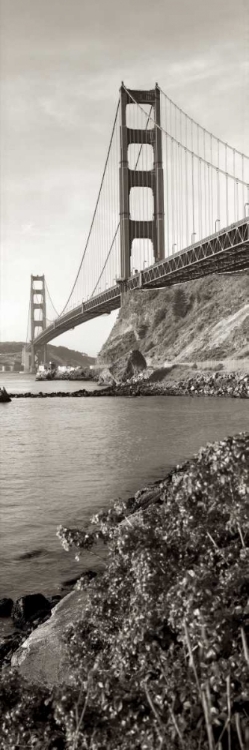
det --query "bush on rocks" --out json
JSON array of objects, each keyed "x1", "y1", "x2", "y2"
[{"x1": 1, "y1": 434, "x2": 249, "y2": 748}]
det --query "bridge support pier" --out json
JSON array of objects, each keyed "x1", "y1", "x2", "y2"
[{"x1": 30, "y1": 344, "x2": 36, "y2": 374}]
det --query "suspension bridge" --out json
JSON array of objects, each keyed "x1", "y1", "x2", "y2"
[{"x1": 23, "y1": 83, "x2": 249, "y2": 371}]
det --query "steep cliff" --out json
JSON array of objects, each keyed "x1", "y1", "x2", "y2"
[{"x1": 99, "y1": 272, "x2": 249, "y2": 367}]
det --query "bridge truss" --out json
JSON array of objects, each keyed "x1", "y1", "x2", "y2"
[{"x1": 33, "y1": 218, "x2": 249, "y2": 348}]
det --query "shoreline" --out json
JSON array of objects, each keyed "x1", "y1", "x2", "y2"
[
  {"x1": 7, "y1": 368, "x2": 249, "y2": 399},
  {"x1": 2, "y1": 424, "x2": 248, "y2": 673}
]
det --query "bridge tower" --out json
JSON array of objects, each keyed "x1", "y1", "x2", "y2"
[
  {"x1": 30, "y1": 274, "x2": 47, "y2": 373},
  {"x1": 119, "y1": 83, "x2": 165, "y2": 294}
]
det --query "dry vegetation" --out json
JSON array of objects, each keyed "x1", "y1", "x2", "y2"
[{"x1": 1, "y1": 434, "x2": 249, "y2": 749}]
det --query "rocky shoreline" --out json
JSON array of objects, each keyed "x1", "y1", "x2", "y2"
[
  {"x1": 0, "y1": 593, "x2": 61, "y2": 669},
  {"x1": 7, "y1": 369, "x2": 249, "y2": 399},
  {"x1": 0, "y1": 572, "x2": 98, "y2": 671}
]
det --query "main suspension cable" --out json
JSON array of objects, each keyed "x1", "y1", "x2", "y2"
[
  {"x1": 90, "y1": 223, "x2": 120, "y2": 297},
  {"x1": 89, "y1": 103, "x2": 154, "y2": 297},
  {"x1": 123, "y1": 85, "x2": 248, "y2": 186},
  {"x1": 59, "y1": 99, "x2": 120, "y2": 316},
  {"x1": 160, "y1": 86, "x2": 249, "y2": 160},
  {"x1": 45, "y1": 280, "x2": 60, "y2": 318},
  {"x1": 26, "y1": 298, "x2": 31, "y2": 344}
]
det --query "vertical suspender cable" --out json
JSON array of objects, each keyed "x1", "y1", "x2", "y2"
[
  {"x1": 225, "y1": 144, "x2": 229, "y2": 226},
  {"x1": 217, "y1": 139, "x2": 220, "y2": 227},
  {"x1": 185, "y1": 114, "x2": 188, "y2": 245},
  {"x1": 191, "y1": 120, "x2": 195, "y2": 240},
  {"x1": 174, "y1": 106, "x2": 177, "y2": 250},
  {"x1": 165, "y1": 113, "x2": 170, "y2": 256},
  {"x1": 170, "y1": 104, "x2": 174, "y2": 252},
  {"x1": 179, "y1": 111, "x2": 183, "y2": 249},
  {"x1": 242, "y1": 154, "x2": 244, "y2": 215},
  {"x1": 233, "y1": 148, "x2": 236, "y2": 221},
  {"x1": 197, "y1": 125, "x2": 200, "y2": 240},
  {"x1": 179, "y1": 146, "x2": 184, "y2": 250},
  {"x1": 208, "y1": 164, "x2": 211, "y2": 234},
  {"x1": 166, "y1": 133, "x2": 170, "y2": 256},
  {"x1": 177, "y1": 108, "x2": 180, "y2": 249},
  {"x1": 204, "y1": 130, "x2": 207, "y2": 236},
  {"x1": 210, "y1": 135, "x2": 213, "y2": 232}
]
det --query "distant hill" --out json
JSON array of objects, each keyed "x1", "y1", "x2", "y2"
[{"x1": 0, "y1": 342, "x2": 95, "y2": 370}]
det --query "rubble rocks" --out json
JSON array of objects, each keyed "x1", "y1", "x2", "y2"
[
  {"x1": 8, "y1": 371, "x2": 249, "y2": 399},
  {"x1": 0, "y1": 598, "x2": 13, "y2": 617},
  {"x1": 12, "y1": 593, "x2": 52, "y2": 628},
  {"x1": 11, "y1": 589, "x2": 89, "y2": 687},
  {"x1": 147, "y1": 370, "x2": 249, "y2": 398},
  {"x1": 0, "y1": 632, "x2": 24, "y2": 666},
  {"x1": 0, "y1": 387, "x2": 11, "y2": 402}
]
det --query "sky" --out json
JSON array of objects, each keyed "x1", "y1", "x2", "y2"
[{"x1": 0, "y1": 0, "x2": 248, "y2": 356}]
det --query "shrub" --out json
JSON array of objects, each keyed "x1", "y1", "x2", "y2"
[
  {"x1": 153, "y1": 307, "x2": 166, "y2": 327},
  {"x1": 173, "y1": 287, "x2": 188, "y2": 318},
  {"x1": 137, "y1": 323, "x2": 149, "y2": 339},
  {"x1": 1, "y1": 434, "x2": 249, "y2": 749}
]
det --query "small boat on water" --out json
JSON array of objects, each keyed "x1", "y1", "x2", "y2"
[{"x1": 0, "y1": 386, "x2": 11, "y2": 403}]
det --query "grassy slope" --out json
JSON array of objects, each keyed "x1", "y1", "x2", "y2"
[{"x1": 99, "y1": 272, "x2": 249, "y2": 366}]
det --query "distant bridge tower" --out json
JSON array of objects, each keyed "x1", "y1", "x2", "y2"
[
  {"x1": 119, "y1": 83, "x2": 165, "y2": 292},
  {"x1": 30, "y1": 274, "x2": 47, "y2": 373}
]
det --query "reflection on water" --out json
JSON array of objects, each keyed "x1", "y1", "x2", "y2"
[{"x1": 0, "y1": 376, "x2": 248, "y2": 599}]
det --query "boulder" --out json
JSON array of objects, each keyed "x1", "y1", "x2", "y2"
[
  {"x1": 0, "y1": 632, "x2": 23, "y2": 665},
  {"x1": 12, "y1": 593, "x2": 51, "y2": 627},
  {"x1": 0, "y1": 597, "x2": 13, "y2": 617},
  {"x1": 11, "y1": 589, "x2": 88, "y2": 687},
  {"x1": 97, "y1": 367, "x2": 116, "y2": 385},
  {"x1": 0, "y1": 387, "x2": 11, "y2": 403},
  {"x1": 111, "y1": 349, "x2": 147, "y2": 383},
  {"x1": 47, "y1": 595, "x2": 61, "y2": 609}
]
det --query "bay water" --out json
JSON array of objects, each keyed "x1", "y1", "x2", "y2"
[{"x1": 1, "y1": 373, "x2": 248, "y2": 602}]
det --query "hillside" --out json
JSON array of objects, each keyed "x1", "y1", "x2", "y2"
[
  {"x1": 98, "y1": 272, "x2": 249, "y2": 368},
  {"x1": 0, "y1": 343, "x2": 95, "y2": 370}
]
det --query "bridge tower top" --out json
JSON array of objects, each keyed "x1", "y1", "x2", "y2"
[
  {"x1": 30, "y1": 275, "x2": 46, "y2": 341},
  {"x1": 119, "y1": 83, "x2": 165, "y2": 286}
]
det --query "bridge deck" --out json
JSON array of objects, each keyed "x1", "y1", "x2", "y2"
[{"x1": 33, "y1": 218, "x2": 249, "y2": 349}]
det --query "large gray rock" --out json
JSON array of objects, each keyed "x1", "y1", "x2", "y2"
[
  {"x1": 97, "y1": 367, "x2": 116, "y2": 385},
  {"x1": 11, "y1": 589, "x2": 87, "y2": 688},
  {"x1": 111, "y1": 349, "x2": 147, "y2": 383}
]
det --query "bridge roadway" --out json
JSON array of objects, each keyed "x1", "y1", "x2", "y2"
[{"x1": 34, "y1": 218, "x2": 249, "y2": 349}]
